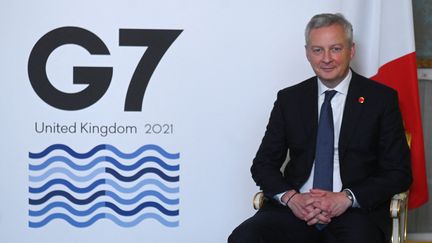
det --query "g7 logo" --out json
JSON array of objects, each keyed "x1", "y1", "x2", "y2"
[{"x1": 28, "y1": 27, "x2": 182, "y2": 111}]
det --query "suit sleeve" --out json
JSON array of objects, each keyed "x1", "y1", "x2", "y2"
[{"x1": 251, "y1": 91, "x2": 293, "y2": 197}]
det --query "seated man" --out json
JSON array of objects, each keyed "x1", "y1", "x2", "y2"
[{"x1": 228, "y1": 13, "x2": 412, "y2": 243}]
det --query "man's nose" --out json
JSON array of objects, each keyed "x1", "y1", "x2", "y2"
[{"x1": 322, "y1": 50, "x2": 333, "y2": 63}]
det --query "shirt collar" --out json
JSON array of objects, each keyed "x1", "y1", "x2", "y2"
[{"x1": 317, "y1": 69, "x2": 351, "y2": 96}]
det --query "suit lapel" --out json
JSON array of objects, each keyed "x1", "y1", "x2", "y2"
[
  {"x1": 339, "y1": 73, "x2": 365, "y2": 162},
  {"x1": 296, "y1": 75, "x2": 365, "y2": 164},
  {"x1": 300, "y1": 78, "x2": 319, "y2": 150}
]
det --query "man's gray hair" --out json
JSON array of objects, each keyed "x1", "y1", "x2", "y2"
[{"x1": 305, "y1": 13, "x2": 353, "y2": 46}]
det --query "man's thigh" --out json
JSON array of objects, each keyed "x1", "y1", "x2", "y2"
[
  {"x1": 326, "y1": 208, "x2": 385, "y2": 243},
  {"x1": 228, "y1": 202, "x2": 321, "y2": 243}
]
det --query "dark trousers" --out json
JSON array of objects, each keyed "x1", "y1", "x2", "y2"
[{"x1": 228, "y1": 201, "x2": 385, "y2": 243}]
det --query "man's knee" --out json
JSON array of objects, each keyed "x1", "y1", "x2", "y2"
[
  {"x1": 328, "y1": 209, "x2": 384, "y2": 243},
  {"x1": 228, "y1": 220, "x2": 264, "y2": 243}
]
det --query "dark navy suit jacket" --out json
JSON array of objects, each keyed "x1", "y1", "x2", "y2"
[{"x1": 251, "y1": 71, "x2": 412, "y2": 238}]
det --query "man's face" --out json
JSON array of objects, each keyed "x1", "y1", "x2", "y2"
[{"x1": 305, "y1": 24, "x2": 355, "y2": 86}]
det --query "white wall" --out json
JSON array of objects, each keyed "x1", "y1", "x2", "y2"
[{"x1": 0, "y1": 1, "x2": 422, "y2": 242}]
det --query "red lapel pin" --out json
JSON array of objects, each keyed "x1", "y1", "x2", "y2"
[{"x1": 358, "y1": 96, "x2": 365, "y2": 104}]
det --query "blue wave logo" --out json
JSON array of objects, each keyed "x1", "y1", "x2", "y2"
[{"x1": 28, "y1": 144, "x2": 180, "y2": 228}]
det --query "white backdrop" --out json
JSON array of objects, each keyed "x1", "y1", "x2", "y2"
[{"x1": 0, "y1": 1, "x2": 409, "y2": 242}]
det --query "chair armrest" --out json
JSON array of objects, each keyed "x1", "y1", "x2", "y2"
[
  {"x1": 253, "y1": 192, "x2": 265, "y2": 210},
  {"x1": 390, "y1": 191, "x2": 409, "y2": 243}
]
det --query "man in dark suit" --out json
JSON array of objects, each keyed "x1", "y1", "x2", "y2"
[{"x1": 228, "y1": 13, "x2": 412, "y2": 243}]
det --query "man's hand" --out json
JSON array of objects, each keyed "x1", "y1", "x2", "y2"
[
  {"x1": 310, "y1": 189, "x2": 352, "y2": 218},
  {"x1": 284, "y1": 191, "x2": 331, "y2": 225}
]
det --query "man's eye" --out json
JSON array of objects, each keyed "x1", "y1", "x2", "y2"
[
  {"x1": 312, "y1": 48, "x2": 322, "y2": 54},
  {"x1": 331, "y1": 47, "x2": 343, "y2": 53}
]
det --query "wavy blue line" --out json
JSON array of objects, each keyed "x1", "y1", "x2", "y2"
[
  {"x1": 29, "y1": 178, "x2": 105, "y2": 194},
  {"x1": 106, "y1": 212, "x2": 179, "y2": 227},
  {"x1": 29, "y1": 212, "x2": 179, "y2": 228},
  {"x1": 106, "y1": 168, "x2": 179, "y2": 182},
  {"x1": 29, "y1": 167, "x2": 105, "y2": 182},
  {"x1": 29, "y1": 178, "x2": 179, "y2": 194},
  {"x1": 29, "y1": 190, "x2": 179, "y2": 206},
  {"x1": 29, "y1": 167, "x2": 178, "y2": 183},
  {"x1": 105, "y1": 190, "x2": 179, "y2": 205},
  {"x1": 29, "y1": 156, "x2": 179, "y2": 172},
  {"x1": 29, "y1": 201, "x2": 179, "y2": 217},
  {"x1": 29, "y1": 190, "x2": 104, "y2": 205},
  {"x1": 29, "y1": 144, "x2": 179, "y2": 160},
  {"x1": 106, "y1": 178, "x2": 179, "y2": 194},
  {"x1": 29, "y1": 212, "x2": 104, "y2": 228}
]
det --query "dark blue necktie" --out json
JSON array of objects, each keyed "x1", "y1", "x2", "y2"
[
  {"x1": 313, "y1": 90, "x2": 337, "y2": 191},
  {"x1": 313, "y1": 90, "x2": 337, "y2": 230}
]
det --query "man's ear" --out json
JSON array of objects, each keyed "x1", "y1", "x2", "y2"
[
  {"x1": 305, "y1": 45, "x2": 311, "y2": 62},
  {"x1": 350, "y1": 42, "x2": 356, "y2": 59}
]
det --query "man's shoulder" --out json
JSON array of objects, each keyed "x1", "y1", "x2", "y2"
[
  {"x1": 278, "y1": 76, "x2": 316, "y2": 96},
  {"x1": 351, "y1": 71, "x2": 398, "y2": 96}
]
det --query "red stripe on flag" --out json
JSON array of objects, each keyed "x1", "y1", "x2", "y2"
[{"x1": 371, "y1": 52, "x2": 429, "y2": 209}]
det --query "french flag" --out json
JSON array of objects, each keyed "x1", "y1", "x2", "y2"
[{"x1": 345, "y1": 0, "x2": 428, "y2": 208}]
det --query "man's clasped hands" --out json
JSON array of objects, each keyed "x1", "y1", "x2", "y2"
[{"x1": 282, "y1": 189, "x2": 353, "y2": 226}]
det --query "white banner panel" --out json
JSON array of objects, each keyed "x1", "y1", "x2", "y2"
[{"x1": 0, "y1": 1, "x2": 401, "y2": 242}]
